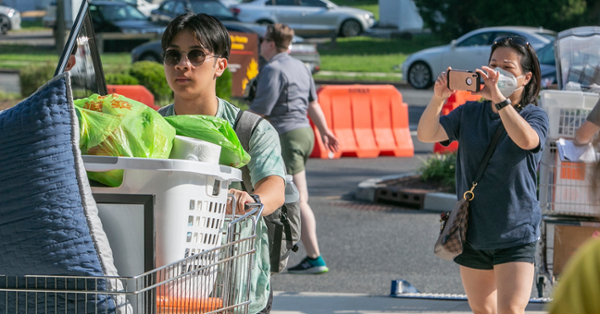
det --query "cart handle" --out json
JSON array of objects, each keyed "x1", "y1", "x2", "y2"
[{"x1": 226, "y1": 193, "x2": 263, "y2": 242}]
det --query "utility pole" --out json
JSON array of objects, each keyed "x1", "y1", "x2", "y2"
[{"x1": 56, "y1": 0, "x2": 66, "y2": 53}]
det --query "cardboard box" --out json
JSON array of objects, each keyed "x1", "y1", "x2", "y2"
[{"x1": 553, "y1": 224, "x2": 600, "y2": 277}]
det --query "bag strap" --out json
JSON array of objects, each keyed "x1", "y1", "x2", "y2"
[
  {"x1": 464, "y1": 123, "x2": 505, "y2": 200},
  {"x1": 234, "y1": 110, "x2": 263, "y2": 192}
]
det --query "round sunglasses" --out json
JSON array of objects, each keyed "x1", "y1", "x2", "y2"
[{"x1": 163, "y1": 49, "x2": 219, "y2": 67}]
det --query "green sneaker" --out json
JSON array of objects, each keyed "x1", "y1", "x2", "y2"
[{"x1": 287, "y1": 256, "x2": 329, "y2": 274}]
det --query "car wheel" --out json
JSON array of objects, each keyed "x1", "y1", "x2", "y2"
[
  {"x1": 340, "y1": 19, "x2": 361, "y2": 37},
  {"x1": 407, "y1": 61, "x2": 433, "y2": 89},
  {"x1": 256, "y1": 19, "x2": 273, "y2": 26},
  {"x1": 140, "y1": 53, "x2": 162, "y2": 63},
  {"x1": 0, "y1": 15, "x2": 10, "y2": 35}
]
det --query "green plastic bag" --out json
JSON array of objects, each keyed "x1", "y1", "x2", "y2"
[
  {"x1": 164, "y1": 115, "x2": 251, "y2": 168},
  {"x1": 74, "y1": 93, "x2": 176, "y2": 187}
]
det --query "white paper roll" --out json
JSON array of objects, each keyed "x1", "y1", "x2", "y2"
[{"x1": 169, "y1": 135, "x2": 222, "y2": 164}]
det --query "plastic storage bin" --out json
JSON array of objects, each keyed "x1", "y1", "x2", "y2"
[
  {"x1": 539, "y1": 90, "x2": 599, "y2": 140},
  {"x1": 82, "y1": 156, "x2": 242, "y2": 275}
]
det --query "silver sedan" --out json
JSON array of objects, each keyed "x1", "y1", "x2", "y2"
[
  {"x1": 0, "y1": 5, "x2": 21, "y2": 35},
  {"x1": 231, "y1": 0, "x2": 375, "y2": 37},
  {"x1": 402, "y1": 26, "x2": 557, "y2": 89}
]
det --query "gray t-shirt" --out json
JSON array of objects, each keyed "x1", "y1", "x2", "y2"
[
  {"x1": 440, "y1": 101, "x2": 549, "y2": 250},
  {"x1": 587, "y1": 99, "x2": 600, "y2": 126},
  {"x1": 249, "y1": 52, "x2": 317, "y2": 135}
]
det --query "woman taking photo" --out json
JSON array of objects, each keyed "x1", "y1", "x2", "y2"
[{"x1": 417, "y1": 36, "x2": 549, "y2": 314}]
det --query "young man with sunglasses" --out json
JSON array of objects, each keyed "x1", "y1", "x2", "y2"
[
  {"x1": 249, "y1": 24, "x2": 339, "y2": 275},
  {"x1": 157, "y1": 13, "x2": 286, "y2": 314}
]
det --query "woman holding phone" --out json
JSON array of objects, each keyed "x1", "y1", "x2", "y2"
[{"x1": 417, "y1": 36, "x2": 549, "y2": 314}]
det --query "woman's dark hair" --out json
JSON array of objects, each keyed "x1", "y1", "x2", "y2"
[
  {"x1": 489, "y1": 37, "x2": 541, "y2": 106},
  {"x1": 161, "y1": 13, "x2": 231, "y2": 60}
]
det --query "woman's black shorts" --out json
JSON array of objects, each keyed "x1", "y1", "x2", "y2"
[{"x1": 454, "y1": 241, "x2": 537, "y2": 270}]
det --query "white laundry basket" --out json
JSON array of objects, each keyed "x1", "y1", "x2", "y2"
[
  {"x1": 83, "y1": 156, "x2": 242, "y2": 297},
  {"x1": 539, "y1": 90, "x2": 600, "y2": 140}
]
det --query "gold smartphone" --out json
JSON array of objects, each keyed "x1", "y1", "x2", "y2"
[{"x1": 447, "y1": 70, "x2": 482, "y2": 92}]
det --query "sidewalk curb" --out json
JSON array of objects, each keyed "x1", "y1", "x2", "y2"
[{"x1": 355, "y1": 173, "x2": 456, "y2": 213}]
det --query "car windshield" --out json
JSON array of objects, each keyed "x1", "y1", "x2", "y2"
[
  {"x1": 537, "y1": 32, "x2": 557, "y2": 41},
  {"x1": 190, "y1": 1, "x2": 236, "y2": 20},
  {"x1": 537, "y1": 42, "x2": 555, "y2": 66},
  {"x1": 97, "y1": 4, "x2": 147, "y2": 22},
  {"x1": 116, "y1": 0, "x2": 137, "y2": 6}
]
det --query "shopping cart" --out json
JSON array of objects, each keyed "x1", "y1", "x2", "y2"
[
  {"x1": 536, "y1": 139, "x2": 600, "y2": 298},
  {"x1": 0, "y1": 201, "x2": 263, "y2": 314},
  {"x1": 535, "y1": 34, "x2": 600, "y2": 295}
]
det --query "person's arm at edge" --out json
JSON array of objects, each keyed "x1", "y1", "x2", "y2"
[
  {"x1": 417, "y1": 67, "x2": 452, "y2": 143},
  {"x1": 253, "y1": 175, "x2": 285, "y2": 216},
  {"x1": 307, "y1": 100, "x2": 339, "y2": 152},
  {"x1": 575, "y1": 121, "x2": 600, "y2": 146},
  {"x1": 229, "y1": 176, "x2": 285, "y2": 217}
]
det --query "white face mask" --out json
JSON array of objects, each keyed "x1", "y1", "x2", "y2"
[{"x1": 496, "y1": 68, "x2": 524, "y2": 98}]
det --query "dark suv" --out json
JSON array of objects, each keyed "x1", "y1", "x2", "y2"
[{"x1": 151, "y1": 0, "x2": 238, "y2": 24}]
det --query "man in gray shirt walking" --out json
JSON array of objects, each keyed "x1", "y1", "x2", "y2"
[{"x1": 250, "y1": 23, "x2": 339, "y2": 274}]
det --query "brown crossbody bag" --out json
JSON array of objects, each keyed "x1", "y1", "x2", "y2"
[{"x1": 434, "y1": 124, "x2": 506, "y2": 260}]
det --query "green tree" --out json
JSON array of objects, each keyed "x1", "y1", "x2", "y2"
[{"x1": 414, "y1": 0, "x2": 591, "y2": 41}]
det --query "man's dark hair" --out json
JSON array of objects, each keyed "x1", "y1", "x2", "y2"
[
  {"x1": 489, "y1": 38, "x2": 541, "y2": 106},
  {"x1": 266, "y1": 23, "x2": 294, "y2": 53},
  {"x1": 161, "y1": 13, "x2": 231, "y2": 60}
]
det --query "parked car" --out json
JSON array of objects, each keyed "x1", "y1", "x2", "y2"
[
  {"x1": 537, "y1": 41, "x2": 558, "y2": 88},
  {"x1": 131, "y1": 20, "x2": 321, "y2": 73},
  {"x1": 219, "y1": 0, "x2": 241, "y2": 7},
  {"x1": 0, "y1": 4, "x2": 21, "y2": 35},
  {"x1": 89, "y1": 1, "x2": 165, "y2": 51},
  {"x1": 230, "y1": 0, "x2": 375, "y2": 37},
  {"x1": 402, "y1": 26, "x2": 557, "y2": 89},
  {"x1": 43, "y1": 0, "x2": 158, "y2": 29},
  {"x1": 151, "y1": 0, "x2": 239, "y2": 24},
  {"x1": 113, "y1": 0, "x2": 159, "y2": 16}
]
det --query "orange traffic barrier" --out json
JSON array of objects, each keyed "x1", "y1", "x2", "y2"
[
  {"x1": 433, "y1": 91, "x2": 481, "y2": 154},
  {"x1": 373, "y1": 86, "x2": 413, "y2": 157},
  {"x1": 310, "y1": 85, "x2": 413, "y2": 158},
  {"x1": 107, "y1": 85, "x2": 158, "y2": 110},
  {"x1": 309, "y1": 90, "x2": 341, "y2": 159}
]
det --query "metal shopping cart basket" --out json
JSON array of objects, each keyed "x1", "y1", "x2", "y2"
[
  {"x1": 535, "y1": 26, "x2": 600, "y2": 297},
  {"x1": 0, "y1": 202, "x2": 262, "y2": 314}
]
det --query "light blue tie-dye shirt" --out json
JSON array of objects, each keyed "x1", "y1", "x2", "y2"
[{"x1": 158, "y1": 98, "x2": 285, "y2": 313}]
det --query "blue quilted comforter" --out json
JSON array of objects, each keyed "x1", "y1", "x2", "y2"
[{"x1": 0, "y1": 73, "x2": 120, "y2": 313}]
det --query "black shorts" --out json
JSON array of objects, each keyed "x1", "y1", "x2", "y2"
[{"x1": 454, "y1": 241, "x2": 537, "y2": 270}]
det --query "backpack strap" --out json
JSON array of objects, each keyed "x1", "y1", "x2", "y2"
[{"x1": 233, "y1": 110, "x2": 263, "y2": 192}]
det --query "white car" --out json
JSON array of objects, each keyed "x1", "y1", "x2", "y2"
[
  {"x1": 0, "y1": 4, "x2": 21, "y2": 35},
  {"x1": 231, "y1": 0, "x2": 375, "y2": 37},
  {"x1": 402, "y1": 26, "x2": 557, "y2": 89}
]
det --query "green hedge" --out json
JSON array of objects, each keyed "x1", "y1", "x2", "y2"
[
  {"x1": 105, "y1": 73, "x2": 140, "y2": 86},
  {"x1": 19, "y1": 60, "x2": 233, "y2": 106},
  {"x1": 419, "y1": 152, "x2": 456, "y2": 192},
  {"x1": 216, "y1": 68, "x2": 232, "y2": 102},
  {"x1": 128, "y1": 61, "x2": 172, "y2": 105},
  {"x1": 20, "y1": 62, "x2": 55, "y2": 98}
]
